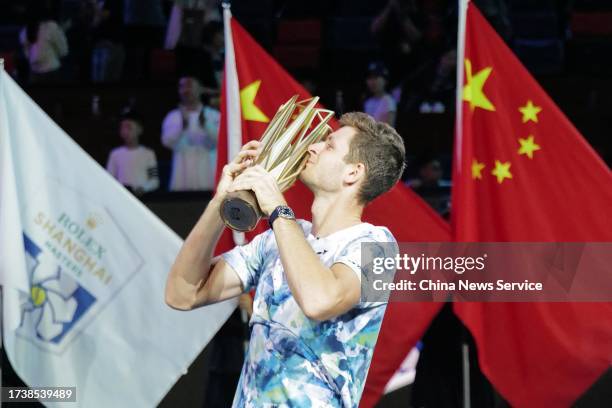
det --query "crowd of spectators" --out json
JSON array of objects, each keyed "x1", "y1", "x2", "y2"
[
  {"x1": 1, "y1": 0, "x2": 607, "y2": 204},
  {"x1": 5, "y1": 1, "x2": 224, "y2": 194}
]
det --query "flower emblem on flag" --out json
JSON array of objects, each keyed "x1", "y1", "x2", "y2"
[{"x1": 18, "y1": 234, "x2": 96, "y2": 345}]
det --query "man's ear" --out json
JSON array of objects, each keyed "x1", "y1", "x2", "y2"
[{"x1": 344, "y1": 162, "x2": 366, "y2": 185}]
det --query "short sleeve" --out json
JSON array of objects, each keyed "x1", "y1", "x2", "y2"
[
  {"x1": 333, "y1": 227, "x2": 397, "y2": 281},
  {"x1": 221, "y1": 229, "x2": 272, "y2": 292},
  {"x1": 333, "y1": 226, "x2": 398, "y2": 306}
]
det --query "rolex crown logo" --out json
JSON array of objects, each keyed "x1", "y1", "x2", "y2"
[{"x1": 86, "y1": 213, "x2": 102, "y2": 229}]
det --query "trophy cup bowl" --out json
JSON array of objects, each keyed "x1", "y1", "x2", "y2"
[{"x1": 220, "y1": 96, "x2": 334, "y2": 231}]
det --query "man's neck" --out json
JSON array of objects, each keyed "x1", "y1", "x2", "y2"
[{"x1": 310, "y1": 193, "x2": 364, "y2": 238}]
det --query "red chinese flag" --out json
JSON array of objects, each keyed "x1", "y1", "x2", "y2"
[
  {"x1": 217, "y1": 12, "x2": 450, "y2": 406},
  {"x1": 452, "y1": 4, "x2": 612, "y2": 407}
]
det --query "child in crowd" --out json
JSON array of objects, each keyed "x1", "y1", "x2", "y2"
[
  {"x1": 107, "y1": 110, "x2": 159, "y2": 195},
  {"x1": 364, "y1": 61, "x2": 397, "y2": 127}
]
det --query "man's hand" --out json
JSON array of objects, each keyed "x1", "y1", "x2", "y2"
[
  {"x1": 215, "y1": 140, "x2": 262, "y2": 200},
  {"x1": 227, "y1": 165, "x2": 287, "y2": 216}
]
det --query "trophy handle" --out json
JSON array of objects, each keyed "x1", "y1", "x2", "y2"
[{"x1": 220, "y1": 190, "x2": 263, "y2": 232}]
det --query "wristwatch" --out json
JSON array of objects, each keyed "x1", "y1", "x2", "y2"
[{"x1": 268, "y1": 205, "x2": 296, "y2": 229}]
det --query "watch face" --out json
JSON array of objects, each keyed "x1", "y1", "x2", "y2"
[{"x1": 279, "y1": 207, "x2": 295, "y2": 219}]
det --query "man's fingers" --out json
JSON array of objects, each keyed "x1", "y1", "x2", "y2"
[
  {"x1": 240, "y1": 141, "x2": 262, "y2": 157},
  {"x1": 224, "y1": 160, "x2": 251, "y2": 176},
  {"x1": 251, "y1": 165, "x2": 267, "y2": 174},
  {"x1": 232, "y1": 149, "x2": 258, "y2": 164},
  {"x1": 240, "y1": 150, "x2": 258, "y2": 163},
  {"x1": 228, "y1": 179, "x2": 252, "y2": 192},
  {"x1": 229, "y1": 172, "x2": 261, "y2": 191},
  {"x1": 233, "y1": 171, "x2": 258, "y2": 183},
  {"x1": 243, "y1": 140, "x2": 260, "y2": 149},
  {"x1": 229, "y1": 141, "x2": 263, "y2": 166}
]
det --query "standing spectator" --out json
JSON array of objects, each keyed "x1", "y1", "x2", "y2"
[
  {"x1": 123, "y1": 0, "x2": 166, "y2": 31},
  {"x1": 107, "y1": 110, "x2": 160, "y2": 195},
  {"x1": 164, "y1": 0, "x2": 220, "y2": 89},
  {"x1": 417, "y1": 48, "x2": 457, "y2": 114},
  {"x1": 201, "y1": 21, "x2": 224, "y2": 89},
  {"x1": 64, "y1": 0, "x2": 96, "y2": 82},
  {"x1": 165, "y1": 0, "x2": 221, "y2": 49},
  {"x1": 91, "y1": 0, "x2": 126, "y2": 82},
  {"x1": 122, "y1": 0, "x2": 166, "y2": 80},
  {"x1": 162, "y1": 76, "x2": 220, "y2": 191},
  {"x1": 364, "y1": 61, "x2": 397, "y2": 127},
  {"x1": 19, "y1": 5, "x2": 68, "y2": 83},
  {"x1": 371, "y1": 0, "x2": 423, "y2": 85}
]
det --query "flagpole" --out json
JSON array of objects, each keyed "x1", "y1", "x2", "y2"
[
  {"x1": 222, "y1": 1, "x2": 247, "y2": 248},
  {"x1": 455, "y1": 0, "x2": 468, "y2": 175},
  {"x1": 222, "y1": 2, "x2": 250, "y2": 350},
  {"x1": 454, "y1": 2, "x2": 471, "y2": 408}
]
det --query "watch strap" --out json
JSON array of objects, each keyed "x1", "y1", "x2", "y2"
[{"x1": 268, "y1": 205, "x2": 295, "y2": 229}]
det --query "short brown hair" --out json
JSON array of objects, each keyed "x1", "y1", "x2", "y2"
[{"x1": 340, "y1": 112, "x2": 406, "y2": 204}]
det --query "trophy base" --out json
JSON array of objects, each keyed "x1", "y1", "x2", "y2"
[{"x1": 220, "y1": 190, "x2": 263, "y2": 232}]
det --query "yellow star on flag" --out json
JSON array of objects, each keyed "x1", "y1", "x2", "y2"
[
  {"x1": 518, "y1": 135, "x2": 541, "y2": 159},
  {"x1": 518, "y1": 100, "x2": 541, "y2": 123},
  {"x1": 471, "y1": 159, "x2": 485, "y2": 179},
  {"x1": 463, "y1": 59, "x2": 495, "y2": 112},
  {"x1": 240, "y1": 80, "x2": 269, "y2": 122},
  {"x1": 491, "y1": 160, "x2": 512, "y2": 184}
]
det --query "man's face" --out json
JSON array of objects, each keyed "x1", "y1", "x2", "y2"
[
  {"x1": 366, "y1": 75, "x2": 385, "y2": 94},
  {"x1": 178, "y1": 77, "x2": 202, "y2": 105},
  {"x1": 119, "y1": 119, "x2": 142, "y2": 145},
  {"x1": 300, "y1": 126, "x2": 357, "y2": 193},
  {"x1": 420, "y1": 160, "x2": 442, "y2": 185}
]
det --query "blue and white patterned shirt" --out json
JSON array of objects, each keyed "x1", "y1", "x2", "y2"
[{"x1": 222, "y1": 220, "x2": 397, "y2": 407}]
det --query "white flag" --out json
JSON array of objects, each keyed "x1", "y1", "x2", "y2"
[{"x1": 0, "y1": 67, "x2": 236, "y2": 407}]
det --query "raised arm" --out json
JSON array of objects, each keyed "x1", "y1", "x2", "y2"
[
  {"x1": 273, "y1": 218, "x2": 361, "y2": 321},
  {"x1": 164, "y1": 141, "x2": 262, "y2": 310},
  {"x1": 161, "y1": 110, "x2": 184, "y2": 149},
  {"x1": 227, "y1": 166, "x2": 361, "y2": 321},
  {"x1": 371, "y1": 0, "x2": 399, "y2": 34}
]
